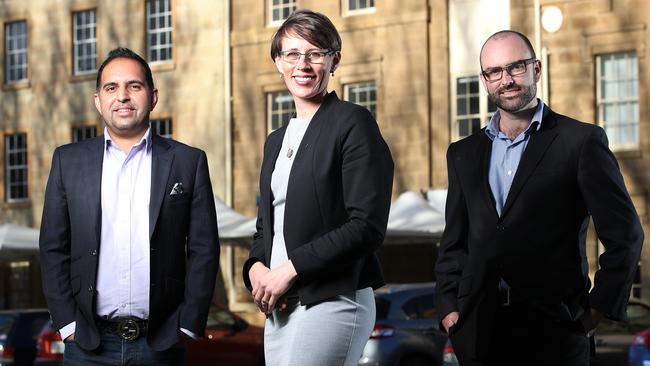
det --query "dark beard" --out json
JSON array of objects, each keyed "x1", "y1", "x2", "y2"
[{"x1": 488, "y1": 82, "x2": 537, "y2": 113}]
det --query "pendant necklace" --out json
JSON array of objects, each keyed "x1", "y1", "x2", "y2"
[{"x1": 285, "y1": 119, "x2": 309, "y2": 158}]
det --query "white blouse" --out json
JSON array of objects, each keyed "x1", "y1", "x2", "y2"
[{"x1": 270, "y1": 117, "x2": 312, "y2": 269}]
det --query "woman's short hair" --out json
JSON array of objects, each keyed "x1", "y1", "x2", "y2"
[{"x1": 270, "y1": 9, "x2": 342, "y2": 61}]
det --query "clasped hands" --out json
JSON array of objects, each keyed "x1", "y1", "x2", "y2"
[{"x1": 249, "y1": 260, "x2": 298, "y2": 315}]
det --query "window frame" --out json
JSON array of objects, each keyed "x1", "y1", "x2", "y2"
[
  {"x1": 344, "y1": 80, "x2": 377, "y2": 119},
  {"x1": 71, "y1": 8, "x2": 98, "y2": 76},
  {"x1": 71, "y1": 125, "x2": 98, "y2": 143},
  {"x1": 595, "y1": 51, "x2": 639, "y2": 152},
  {"x1": 145, "y1": 0, "x2": 174, "y2": 65},
  {"x1": 267, "y1": 90, "x2": 295, "y2": 133},
  {"x1": 3, "y1": 131, "x2": 29, "y2": 203},
  {"x1": 4, "y1": 20, "x2": 29, "y2": 85},
  {"x1": 267, "y1": 0, "x2": 297, "y2": 27},
  {"x1": 150, "y1": 117, "x2": 174, "y2": 139},
  {"x1": 342, "y1": 0, "x2": 376, "y2": 17},
  {"x1": 451, "y1": 74, "x2": 495, "y2": 141}
]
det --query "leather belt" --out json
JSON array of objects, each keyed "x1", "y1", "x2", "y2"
[{"x1": 96, "y1": 317, "x2": 148, "y2": 341}]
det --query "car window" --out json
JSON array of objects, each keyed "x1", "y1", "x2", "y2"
[
  {"x1": 376, "y1": 298, "x2": 390, "y2": 320},
  {"x1": 0, "y1": 314, "x2": 16, "y2": 339},
  {"x1": 206, "y1": 307, "x2": 237, "y2": 329},
  {"x1": 402, "y1": 294, "x2": 437, "y2": 320}
]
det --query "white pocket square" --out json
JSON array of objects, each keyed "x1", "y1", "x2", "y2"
[{"x1": 170, "y1": 182, "x2": 185, "y2": 196}]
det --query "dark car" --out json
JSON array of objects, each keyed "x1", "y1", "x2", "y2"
[
  {"x1": 0, "y1": 309, "x2": 50, "y2": 366},
  {"x1": 358, "y1": 282, "x2": 447, "y2": 366},
  {"x1": 34, "y1": 304, "x2": 264, "y2": 366},
  {"x1": 629, "y1": 327, "x2": 650, "y2": 366},
  {"x1": 186, "y1": 304, "x2": 264, "y2": 366},
  {"x1": 33, "y1": 320, "x2": 64, "y2": 366},
  {"x1": 592, "y1": 299, "x2": 650, "y2": 366}
]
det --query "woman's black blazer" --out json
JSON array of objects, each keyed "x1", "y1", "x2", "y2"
[{"x1": 243, "y1": 91, "x2": 394, "y2": 305}]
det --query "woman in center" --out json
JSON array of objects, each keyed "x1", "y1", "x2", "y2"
[{"x1": 242, "y1": 9, "x2": 394, "y2": 366}]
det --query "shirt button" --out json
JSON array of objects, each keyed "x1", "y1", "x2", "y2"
[
  {"x1": 507, "y1": 170, "x2": 512, "y2": 175},
  {"x1": 496, "y1": 225, "x2": 505, "y2": 232}
]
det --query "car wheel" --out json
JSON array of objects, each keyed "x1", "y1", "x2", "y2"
[{"x1": 398, "y1": 355, "x2": 434, "y2": 366}]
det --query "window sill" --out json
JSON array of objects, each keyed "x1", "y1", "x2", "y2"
[
  {"x1": 2, "y1": 200, "x2": 31, "y2": 210},
  {"x1": 3, "y1": 80, "x2": 31, "y2": 91},
  {"x1": 70, "y1": 73, "x2": 96, "y2": 83},
  {"x1": 150, "y1": 61, "x2": 175, "y2": 73},
  {"x1": 342, "y1": 7, "x2": 377, "y2": 17},
  {"x1": 613, "y1": 149, "x2": 642, "y2": 159}
]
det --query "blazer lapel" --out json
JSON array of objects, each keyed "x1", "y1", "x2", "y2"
[
  {"x1": 477, "y1": 133, "x2": 499, "y2": 220},
  {"x1": 84, "y1": 136, "x2": 105, "y2": 247},
  {"x1": 286, "y1": 92, "x2": 337, "y2": 192},
  {"x1": 149, "y1": 134, "x2": 174, "y2": 238},
  {"x1": 500, "y1": 109, "x2": 558, "y2": 218}
]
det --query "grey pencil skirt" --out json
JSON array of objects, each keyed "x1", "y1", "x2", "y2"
[{"x1": 263, "y1": 287, "x2": 375, "y2": 366}]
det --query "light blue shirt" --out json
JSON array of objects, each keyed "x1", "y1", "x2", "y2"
[{"x1": 485, "y1": 100, "x2": 544, "y2": 217}]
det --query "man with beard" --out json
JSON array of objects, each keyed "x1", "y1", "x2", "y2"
[{"x1": 434, "y1": 30, "x2": 643, "y2": 366}]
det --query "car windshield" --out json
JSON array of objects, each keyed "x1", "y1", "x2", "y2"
[
  {"x1": 376, "y1": 298, "x2": 390, "y2": 320},
  {"x1": 0, "y1": 314, "x2": 16, "y2": 340}
]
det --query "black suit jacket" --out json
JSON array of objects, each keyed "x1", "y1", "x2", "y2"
[
  {"x1": 435, "y1": 106, "x2": 644, "y2": 359},
  {"x1": 39, "y1": 133, "x2": 220, "y2": 351},
  {"x1": 243, "y1": 92, "x2": 394, "y2": 305}
]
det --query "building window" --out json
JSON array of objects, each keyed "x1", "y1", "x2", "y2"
[
  {"x1": 345, "y1": 81, "x2": 377, "y2": 118},
  {"x1": 269, "y1": 0, "x2": 296, "y2": 25},
  {"x1": 71, "y1": 126, "x2": 96, "y2": 142},
  {"x1": 4, "y1": 21, "x2": 28, "y2": 84},
  {"x1": 4, "y1": 133, "x2": 28, "y2": 202},
  {"x1": 453, "y1": 76, "x2": 496, "y2": 140},
  {"x1": 146, "y1": 0, "x2": 173, "y2": 63},
  {"x1": 597, "y1": 52, "x2": 639, "y2": 150},
  {"x1": 346, "y1": 0, "x2": 375, "y2": 12},
  {"x1": 72, "y1": 9, "x2": 97, "y2": 75},
  {"x1": 267, "y1": 91, "x2": 295, "y2": 131},
  {"x1": 151, "y1": 118, "x2": 173, "y2": 138}
]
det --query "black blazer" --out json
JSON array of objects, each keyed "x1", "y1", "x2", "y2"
[
  {"x1": 243, "y1": 92, "x2": 394, "y2": 305},
  {"x1": 39, "y1": 133, "x2": 220, "y2": 351},
  {"x1": 435, "y1": 106, "x2": 644, "y2": 359}
]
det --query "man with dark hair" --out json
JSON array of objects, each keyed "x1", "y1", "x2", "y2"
[
  {"x1": 39, "y1": 47, "x2": 220, "y2": 365},
  {"x1": 435, "y1": 30, "x2": 643, "y2": 366}
]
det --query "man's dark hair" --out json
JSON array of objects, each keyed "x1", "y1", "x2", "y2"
[
  {"x1": 96, "y1": 47, "x2": 154, "y2": 91},
  {"x1": 270, "y1": 9, "x2": 342, "y2": 61},
  {"x1": 480, "y1": 30, "x2": 537, "y2": 69}
]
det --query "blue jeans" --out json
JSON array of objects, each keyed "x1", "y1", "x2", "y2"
[{"x1": 63, "y1": 333, "x2": 185, "y2": 366}]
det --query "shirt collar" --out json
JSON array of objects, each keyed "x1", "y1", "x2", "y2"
[
  {"x1": 485, "y1": 98, "x2": 544, "y2": 140},
  {"x1": 104, "y1": 125, "x2": 152, "y2": 152}
]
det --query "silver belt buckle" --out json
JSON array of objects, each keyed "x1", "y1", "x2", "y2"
[{"x1": 117, "y1": 318, "x2": 140, "y2": 341}]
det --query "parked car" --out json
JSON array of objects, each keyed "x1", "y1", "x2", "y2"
[
  {"x1": 358, "y1": 282, "x2": 447, "y2": 366},
  {"x1": 186, "y1": 304, "x2": 264, "y2": 366},
  {"x1": 629, "y1": 328, "x2": 650, "y2": 366},
  {"x1": 33, "y1": 320, "x2": 64, "y2": 366},
  {"x1": 0, "y1": 309, "x2": 50, "y2": 366},
  {"x1": 423, "y1": 299, "x2": 650, "y2": 366},
  {"x1": 441, "y1": 339, "x2": 459, "y2": 366},
  {"x1": 592, "y1": 299, "x2": 650, "y2": 366},
  {"x1": 34, "y1": 304, "x2": 264, "y2": 366}
]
